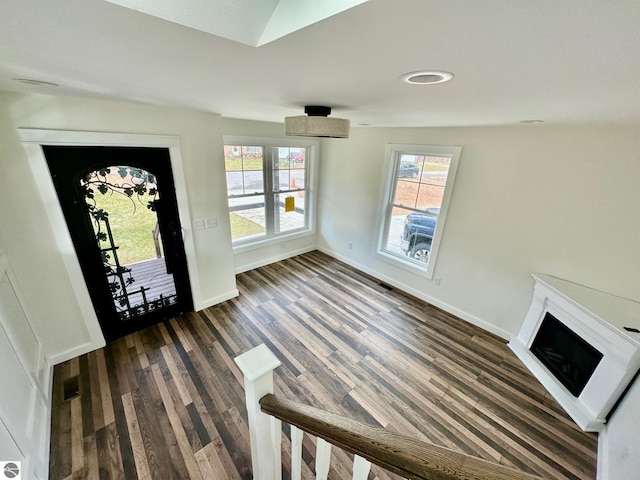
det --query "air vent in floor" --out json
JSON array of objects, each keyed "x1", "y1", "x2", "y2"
[{"x1": 63, "y1": 375, "x2": 80, "y2": 401}]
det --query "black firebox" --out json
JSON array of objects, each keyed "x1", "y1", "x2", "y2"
[{"x1": 531, "y1": 312, "x2": 604, "y2": 397}]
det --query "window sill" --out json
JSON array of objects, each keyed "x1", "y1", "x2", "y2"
[{"x1": 375, "y1": 249, "x2": 436, "y2": 280}]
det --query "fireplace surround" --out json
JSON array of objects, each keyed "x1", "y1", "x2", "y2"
[{"x1": 509, "y1": 274, "x2": 640, "y2": 432}]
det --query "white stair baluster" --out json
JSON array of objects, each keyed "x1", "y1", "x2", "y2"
[
  {"x1": 352, "y1": 455, "x2": 372, "y2": 480},
  {"x1": 271, "y1": 416, "x2": 282, "y2": 480},
  {"x1": 234, "y1": 344, "x2": 282, "y2": 480},
  {"x1": 315, "y1": 437, "x2": 332, "y2": 480},
  {"x1": 290, "y1": 425, "x2": 303, "y2": 480}
]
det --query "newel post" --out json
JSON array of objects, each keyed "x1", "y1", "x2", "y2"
[{"x1": 234, "y1": 344, "x2": 282, "y2": 480}]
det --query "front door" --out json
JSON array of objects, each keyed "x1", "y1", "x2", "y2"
[{"x1": 44, "y1": 146, "x2": 193, "y2": 341}]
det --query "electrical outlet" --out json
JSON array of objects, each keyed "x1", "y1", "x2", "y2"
[
  {"x1": 193, "y1": 219, "x2": 205, "y2": 230},
  {"x1": 434, "y1": 276, "x2": 441, "y2": 286},
  {"x1": 206, "y1": 217, "x2": 217, "y2": 228},
  {"x1": 348, "y1": 242, "x2": 353, "y2": 250}
]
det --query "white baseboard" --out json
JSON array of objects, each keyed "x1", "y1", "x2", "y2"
[
  {"x1": 195, "y1": 289, "x2": 240, "y2": 311},
  {"x1": 317, "y1": 247, "x2": 511, "y2": 341},
  {"x1": 37, "y1": 365, "x2": 54, "y2": 480},
  {"x1": 47, "y1": 339, "x2": 105, "y2": 366},
  {"x1": 234, "y1": 246, "x2": 317, "y2": 275},
  {"x1": 597, "y1": 427, "x2": 607, "y2": 480}
]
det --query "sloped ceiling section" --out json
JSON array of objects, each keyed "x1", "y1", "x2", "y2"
[{"x1": 103, "y1": 0, "x2": 369, "y2": 46}]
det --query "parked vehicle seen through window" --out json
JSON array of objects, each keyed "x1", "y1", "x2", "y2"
[
  {"x1": 398, "y1": 162, "x2": 420, "y2": 178},
  {"x1": 400, "y1": 209, "x2": 439, "y2": 263},
  {"x1": 287, "y1": 151, "x2": 305, "y2": 162}
]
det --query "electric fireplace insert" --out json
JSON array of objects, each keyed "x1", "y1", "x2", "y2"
[{"x1": 531, "y1": 312, "x2": 603, "y2": 397}]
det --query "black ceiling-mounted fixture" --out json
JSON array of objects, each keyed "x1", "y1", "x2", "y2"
[
  {"x1": 284, "y1": 105, "x2": 350, "y2": 138},
  {"x1": 304, "y1": 105, "x2": 332, "y2": 116}
]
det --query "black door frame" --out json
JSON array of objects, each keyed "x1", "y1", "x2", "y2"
[{"x1": 43, "y1": 145, "x2": 194, "y2": 341}]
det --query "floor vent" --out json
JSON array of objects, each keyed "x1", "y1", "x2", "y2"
[{"x1": 63, "y1": 376, "x2": 80, "y2": 401}]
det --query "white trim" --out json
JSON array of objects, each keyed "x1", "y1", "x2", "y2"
[
  {"x1": 223, "y1": 135, "x2": 318, "y2": 149},
  {"x1": 21, "y1": 140, "x2": 105, "y2": 353},
  {"x1": 46, "y1": 341, "x2": 104, "y2": 366},
  {"x1": 374, "y1": 248, "x2": 440, "y2": 281},
  {"x1": 18, "y1": 129, "x2": 180, "y2": 147},
  {"x1": 0, "y1": 254, "x2": 53, "y2": 479},
  {"x1": 37, "y1": 374, "x2": 53, "y2": 480},
  {"x1": 235, "y1": 245, "x2": 316, "y2": 274},
  {"x1": 317, "y1": 246, "x2": 510, "y2": 340},
  {"x1": 18, "y1": 129, "x2": 202, "y2": 355},
  {"x1": 597, "y1": 427, "x2": 607, "y2": 480},
  {"x1": 375, "y1": 143, "x2": 461, "y2": 280},
  {"x1": 34, "y1": 345, "x2": 51, "y2": 401},
  {"x1": 196, "y1": 289, "x2": 240, "y2": 312},
  {"x1": 0, "y1": 259, "x2": 49, "y2": 398},
  {"x1": 231, "y1": 229, "x2": 315, "y2": 254}
]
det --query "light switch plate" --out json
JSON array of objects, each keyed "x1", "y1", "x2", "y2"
[{"x1": 193, "y1": 219, "x2": 205, "y2": 230}]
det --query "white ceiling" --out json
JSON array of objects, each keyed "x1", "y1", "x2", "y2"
[{"x1": 1, "y1": 0, "x2": 639, "y2": 127}]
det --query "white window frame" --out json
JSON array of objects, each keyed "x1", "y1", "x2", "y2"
[
  {"x1": 223, "y1": 135, "x2": 319, "y2": 252},
  {"x1": 376, "y1": 143, "x2": 461, "y2": 279}
]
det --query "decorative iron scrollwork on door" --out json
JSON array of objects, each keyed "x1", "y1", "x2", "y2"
[{"x1": 81, "y1": 166, "x2": 178, "y2": 321}]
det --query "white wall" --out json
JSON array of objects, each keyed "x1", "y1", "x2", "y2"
[
  {"x1": 599, "y1": 376, "x2": 640, "y2": 479},
  {"x1": 317, "y1": 125, "x2": 640, "y2": 338},
  {"x1": 0, "y1": 92, "x2": 238, "y2": 363},
  {"x1": 221, "y1": 118, "x2": 318, "y2": 273}
]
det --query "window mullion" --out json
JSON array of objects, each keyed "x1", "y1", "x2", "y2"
[
  {"x1": 241, "y1": 148, "x2": 247, "y2": 195},
  {"x1": 263, "y1": 145, "x2": 275, "y2": 236},
  {"x1": 389, "y1": 203, "x2": 424, "y2": 215}
]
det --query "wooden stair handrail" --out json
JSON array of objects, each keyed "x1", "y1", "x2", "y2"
[{"x1": 260, "y1": 393, "x2": 543, "y2": 480}]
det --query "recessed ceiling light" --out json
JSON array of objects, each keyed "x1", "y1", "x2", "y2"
[
  {"x1": 400, "y1": 70, "x2": 454, "y2": 85},
  {"x1": 11, "y1": 77, "x2": 59, "y2": 87},
  {"x1": 520, "y1": 119, "x2": 544, "y2": 124}
]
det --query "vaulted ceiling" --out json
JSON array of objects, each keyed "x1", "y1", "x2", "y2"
[
  {"x1": 102, "y1": 0, "x2": 369, "y2": 47},
  {"x1": 1, "y1": 0, "x2": 639, "y2": 127}
]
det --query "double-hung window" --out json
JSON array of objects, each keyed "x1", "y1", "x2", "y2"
[
  {"x1": 377, "y1": 144, "x2": 461, "y2": 278},
  {"x1": 224, "y1": 136, "x2": 317, "y2": 247}
]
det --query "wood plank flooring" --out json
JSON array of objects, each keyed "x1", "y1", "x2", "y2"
[{"x1": 49, "y1": 250, "x2": 598, "y2": 480}]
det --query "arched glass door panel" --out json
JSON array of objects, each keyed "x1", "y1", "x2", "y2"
[{"x1": 81, "y1": 165, "x2": 178, "y2": 320}]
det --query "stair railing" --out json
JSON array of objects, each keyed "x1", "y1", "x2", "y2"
[{"x1": 235, "y1": 344, "x2": 542, "y2": 480}]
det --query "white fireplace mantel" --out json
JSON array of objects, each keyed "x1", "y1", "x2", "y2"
[{"x1": 509, "y1": 274, "x2": 640, "y2": 432}]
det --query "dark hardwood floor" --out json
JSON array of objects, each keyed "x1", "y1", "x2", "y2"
[{"x1": 49, "y1": 251, "x2": 598, "y2": 480}]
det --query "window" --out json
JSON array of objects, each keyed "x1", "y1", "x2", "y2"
[
  {"x1": 378, "y1": 144, "x2": 461, "y2": 278},
  {"x1": 224, "y1": 136, "x2": 317, "y2": 246}
]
